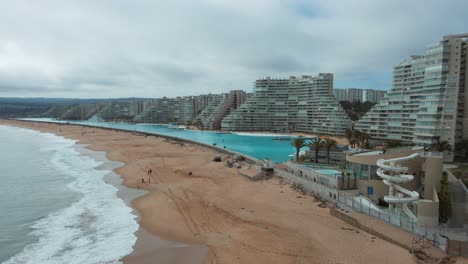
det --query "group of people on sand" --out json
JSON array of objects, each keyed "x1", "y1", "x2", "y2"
[
  {"x1": 141, "y1": 169, "x2": 153, "y2": 184},
  {"x1": 139, "y1": 168, "x2": 193, "y2": 187}
]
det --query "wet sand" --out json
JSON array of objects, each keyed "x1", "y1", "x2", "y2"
[{"x1": 1, "y1": 120, "x2": 416, "y2": 264}]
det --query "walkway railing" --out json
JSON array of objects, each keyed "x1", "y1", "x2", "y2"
[
  {"x1": 273, "y1": 166, "x2": 458, "y2": 252},
  {"x1": 419, "y1": 151, "x2": 444, "y2": 158}
]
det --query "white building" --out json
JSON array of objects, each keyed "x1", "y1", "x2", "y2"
[
  {"x1": 356, "y1": 33, "x2": 468, "y2": 161},
  {"x1": 221, "y1": 73, "x2": 351, "y2": 135}
]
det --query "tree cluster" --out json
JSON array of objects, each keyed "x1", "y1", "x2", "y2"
[
  {"x1": 339, "y1": 101, "x2": 376, "y2": 121},
  {"x1": 290, "y1": 136, "x2": 338, "y2": 164},
  {"x1": 345, "y1": 129, "x2": 370, "y2": 149}
]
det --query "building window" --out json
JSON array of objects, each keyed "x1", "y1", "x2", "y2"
[{"x1": 370, "y1": 165, "x2": 379, "y2": 180}]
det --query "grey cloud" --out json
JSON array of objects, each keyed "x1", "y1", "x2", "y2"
[
  {"x1": 0, "y1": 0, "x2": 467, "y2": 98},
  {"x1": 143, "y1": 62, "x2": 205, "y2": 83},
  {"x1": 243, "y1": 56, "x2": 307, "y2": 73}
]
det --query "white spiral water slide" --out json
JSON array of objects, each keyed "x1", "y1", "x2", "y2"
[{"x1": 376, "y1": 153, "x2": 420, "y2": 221}]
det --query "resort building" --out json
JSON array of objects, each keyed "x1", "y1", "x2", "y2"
[
  {"x1": 344, "y1": 147, "x2": 443, "y2": 227},
  {"x1": 95, "y1": 100, "x2": 145, "y2": 121},
  {"x1": 60, "y1": 103, "x2": 108, "y2": 120},
  {"x1": 193, "y1": 90, "x2": 247, "y2": 130},
  {"x1": 277, "y1": 161, "x2": 344, "y2": 191},
  {"x1": 355, "y1": 55, "x2": 426, "y2": 142},
  {"x1": 333, "y1": 88, "x2": 387, "y2": 103},
  {"x1": 42, "y1": 104, "x2": 76, "y2": 118},
  {"x1": 133, "y1": 97, "x2": 194, "y2": 124},
  {"x1": 356, "y1": 33, "x2": 468, "y2": 160},
  {"x1": 275, "y1": 144, "x2": 467, "y2": 248},
  {"x1": 221, "y1": 73, "x2": 351, "y2": 135},
  {"x1": 133, "y1": 94, "x2": 225, "y2": 124},
  {"x1": 304, "y1": 144, "x2": 349, "y2": 164},
  {"x1": 191, "y1": 94, "x2": 223, "y2": 117}
]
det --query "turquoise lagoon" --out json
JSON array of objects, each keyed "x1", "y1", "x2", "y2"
[{"x1": 22, "y1": 119, "x2": 301, "y2": 163}]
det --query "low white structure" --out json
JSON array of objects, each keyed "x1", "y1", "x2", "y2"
[{"x1": 278, "y1": 162, "x2": 342, "y2": 190}]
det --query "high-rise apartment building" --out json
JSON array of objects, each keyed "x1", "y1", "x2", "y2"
[
  {"x1": 97, "y1": 100, "x2": 145, "y2": 121},
  {"x1": 355, "y1": 55, "x2": 426, "y2": 141},
  {"x1": 356, "y1": 33, "x2": 468, "y2": 160},
  {"x1": 191, "y1": 94, "x2": 220, "y2": 117},
  {"x1": 333, "y1": 88, "x2": 387, "y2": 103},
  {"x1": 60, "y1": 103, "x2": 108, "y2": 120},
  {"x1": 133, "y1": 94, "x2": 221, "y2": 124},
  {"x1": 193, "y1": 90, "x2": 247, "y2": 130},
  {"x1": 133, "y1": 97, "x2": 193, "y2": 124},
  {"x1": 364, "y1": 89, "x2": 388, "y2": 103},
  {"x1": 221, "y1": 73, "x2": 351, "y2": 135}
]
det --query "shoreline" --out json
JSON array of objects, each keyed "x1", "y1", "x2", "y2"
[
  {"x1": 0, "y1": 124, "x2": 143, "y2": 263},
  {"x1": 2, "y1": 120, "x2": 208, "y2": 264},
  {"x1": 53, "y1": 126, "x2": 210, "y2": 263},
  {"x1": 1, "y1": 119, "x2": 417, "y2": 264}
]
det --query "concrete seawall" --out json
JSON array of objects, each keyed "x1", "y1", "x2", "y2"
[{"x1": 329, "y1": 207, "x2": 410, "y2": 251}]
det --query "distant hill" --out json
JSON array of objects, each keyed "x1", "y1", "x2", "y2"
[
  {"x1": 0, "y1": 102, "x2": 52, "y2": 118},
  {"x1": 0, "y1": 97, "x2": 150, "y2": 105},
  {"x1": 0, "y1": 97, "x2": 151, "y2": 118}
]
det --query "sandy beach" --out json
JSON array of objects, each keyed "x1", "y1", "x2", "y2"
[{"x1": 1, "y1": 120, "x2": 416, "y2": 264}]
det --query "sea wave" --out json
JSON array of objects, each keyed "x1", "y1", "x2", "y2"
[{"x1": 4, "y1": 132, "x2": 138, "y2": 264}]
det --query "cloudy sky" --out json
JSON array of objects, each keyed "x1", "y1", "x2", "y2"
[{"x1": 0, "y1": 0, "x2": 467, "y2": 98}]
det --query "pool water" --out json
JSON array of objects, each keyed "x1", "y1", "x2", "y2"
[{"x1": 316, "y1": 169, "x2": 340, "y2": 175}]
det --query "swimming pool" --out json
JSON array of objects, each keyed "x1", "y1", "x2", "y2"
[{"x1": 316, "y1": 169, "x2": 341, "y2": 175}]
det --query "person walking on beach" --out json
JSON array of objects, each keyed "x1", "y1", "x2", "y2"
[{"x1": 147, "y1": 169, "x2": 152, "y2": 183}]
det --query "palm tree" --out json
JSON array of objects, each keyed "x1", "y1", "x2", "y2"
[
  {"x1": 324, "y1": 138, "x2": 338, "y2": 163},
  {"x1": 291, "y1": 138, "x2": 307, "y2": 161},
  {"x1": 308, "y1": 137, "x2": 323, "y2": 163},
  {"x1": 345, "y1": 128, "x2": 353, "y2": 140},
  {"x1": 358, "y1": 132, "x2": 369, "y2": 148},
  {"x1": 438, "y1": 173, "x2": 452, "y2": 223},
  {"x1": 353, "y1": 129, "x2": 362, "y2": 140},
  {"x1": 364, "y1": 141, "x2": 372, "y2": 149},
  {"x1": 349, "y1": 138, "x2": 357, "y2": 148},
  {"x1": 384, "y1": 139, "x2": 402, "y2": 149},
  {"x1": 431, "y1": 139, "x2": 453, "y2": 153}
]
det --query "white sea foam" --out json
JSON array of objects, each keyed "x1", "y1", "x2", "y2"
[{"x1": 4, "y1": 131, "x2": 138, "y2": 264}]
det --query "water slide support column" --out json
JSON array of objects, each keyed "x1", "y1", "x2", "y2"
[{"x1": 389, "y1": 184, "x2": 394, "y2": 210}]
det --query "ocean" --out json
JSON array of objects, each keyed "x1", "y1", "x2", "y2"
[{"x1": 0, "y1": 125, "x2": 139, "y2": 264}]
